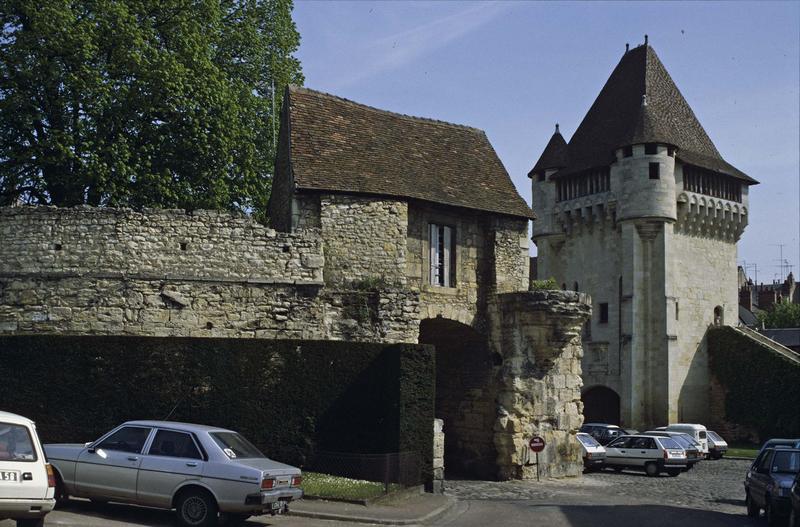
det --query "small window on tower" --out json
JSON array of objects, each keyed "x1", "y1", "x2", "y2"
[
  {"x1": 645, "y1": 143, "x2": 658, "y2": 155},
  {"x1": 623, "y1": 146, "x2": 633, "y2": 158},
  {"x1": 649, "y1": 162, "x2": 660, "y2": 179},
  {"x1": 599, "y1": 303, "x2": 609, "y2": 324},
  {"x1": 667, "y1": 146, "x2": 676, "y2": 157}
]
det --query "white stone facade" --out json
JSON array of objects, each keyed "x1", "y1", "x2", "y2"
[{"x1": 533, "y1": 143, "x2": 748, "y2": 429}]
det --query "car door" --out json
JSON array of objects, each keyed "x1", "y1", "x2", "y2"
[
  {"x1": 0, "y1": 421, "x2": 48, "y2": 500},
  {"x1": 751, "y1": 450, "x2": 774, "y2": 507},
  {"x1": 634, "y1": 437, "x2": 659, "y2": 466},
  {"x1": 137, "y1": 429, "x2": 205, "y2": 508},
  {"x1": 604, "y1": 437, "x2": 631, "y2": 466},
  {"x1": 75, "y1": 425, "x2": 153, "y2": 501}
]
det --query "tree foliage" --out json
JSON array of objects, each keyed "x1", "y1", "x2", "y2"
[
  {"x1": 0, "y1": 0, "x2": 303, "y2": 220},
  {"x1": 758, "y1": 300, "x2": 800, "y2": 329}
]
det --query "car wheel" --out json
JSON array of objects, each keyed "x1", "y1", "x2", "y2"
[
  {"x1": 645, "y1": 462, "x2": 659, "y2": 477},
  {"x1": 177, "y1": 488, "x2": 219, "y2": 527},
  {"x1": 16, "y1": 519, "x2": 44, "y2": 527},
  {"x1": 54, "y1": 473, "x2": 69, "y2": 507},
  {"x1": 746, "y1": 491, "x2": 760, "y2": 518},
  {"x1": 666, "y1": 468, "x2": 681, "y2": 477}
]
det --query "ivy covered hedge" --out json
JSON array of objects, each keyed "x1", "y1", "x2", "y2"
[
  {"x1": 0, "y1": 336, "x2": 434, "y2": 480},
  {"x1": 708, "y1": 327, "x2": 800, "y2": 439}
]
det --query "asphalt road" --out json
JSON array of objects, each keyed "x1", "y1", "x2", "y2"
[{"x1": 1, "y1": 458, "x2": 764, "y2": 527}]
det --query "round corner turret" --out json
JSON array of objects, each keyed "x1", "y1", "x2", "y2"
[{"x1": 615, "y1": 142, "x2": 677, "y2": 222}]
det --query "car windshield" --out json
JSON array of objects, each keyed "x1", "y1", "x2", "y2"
[
  {"x1": 578, "y1": 435, "x2": 601, "y2": 447},
  {"x1": 658, "y1": 437, "x2": 681, "y2": 449},
  {"x1": 210, "y1": 432, "x2": 265, "y2": 459},
  {"x1": 772, "y1": 451, "x2": 800, "y2": 474},
  {"x1": 671, "y1": 435, "x2": 692, "y2": 448},
  {"x1": 707, "y1": 431, "x2": 723, "y2": 442},
  {"x1": 0, "y1": 422, "x2": 36, "y2": 462},
  {"x1": 679, "y1": 434, "x2": 701, "y2": 448}
]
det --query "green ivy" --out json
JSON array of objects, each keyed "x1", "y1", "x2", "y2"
[
  {"x1": 0, "y1": 336, "x2": 434, "y2": 482},
  {"x1": 708, "y1": 327, "x2": 800, "y2": 439}
]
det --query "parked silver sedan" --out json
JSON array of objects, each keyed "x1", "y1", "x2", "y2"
[{"x1": 44, "y1": 421, "x2": 303, "y2": 526}]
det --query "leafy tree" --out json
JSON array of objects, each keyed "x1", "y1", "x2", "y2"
[
  {"x1": 0, "y1": 0, "x2": 302, "y2": 220},
  {"x1": 758, "y1": 300, "x2": 800, "y2": 329}
]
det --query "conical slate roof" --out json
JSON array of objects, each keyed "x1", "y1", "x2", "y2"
[
  {"x1": 549, "y1": 44, "x2": 757, "y2": 184},
  {"x1": 529, "y1": 125, "x2": 568, "y2": 176}
]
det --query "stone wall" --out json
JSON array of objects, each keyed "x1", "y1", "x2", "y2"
[
  {"x1": 319, "y1": 195, "x2": 408, "y2": 286},
  {"x1": 0, "y1": 206, "x2": 419, "y2": 343},
  {"x1": 0, "y1": 206, "x2": 323, "y2": 283},
  {"x1": 488, "y1": 290, "x2": 591, "y2": 479}
]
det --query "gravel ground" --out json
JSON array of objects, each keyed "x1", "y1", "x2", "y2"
[{"x1": 444, "y1": 458, "x2": 752, "y2": 515}]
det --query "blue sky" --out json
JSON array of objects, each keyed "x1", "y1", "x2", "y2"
[{"x1": 293, "y1": 1, "x2": 800, "y2": 285}]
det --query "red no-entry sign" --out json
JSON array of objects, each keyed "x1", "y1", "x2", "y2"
[{"x1": 529, "y1": 436, "x2": 545, "y2": 452}]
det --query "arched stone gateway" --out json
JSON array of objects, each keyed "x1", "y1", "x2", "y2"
[
  {"x1": 582, "y1": 385, "x2": 621, "y2": 425},
  {"x1": 419, "y1": 317, "x2": 497, "y2": 479}
]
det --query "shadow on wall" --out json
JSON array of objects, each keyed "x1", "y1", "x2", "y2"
[
  {"x1": 418, "y1": 317, "x2": 497, "y2": 479},
  {"x1": 677, "y1": 330, "x2": 710, "y2": 425}
]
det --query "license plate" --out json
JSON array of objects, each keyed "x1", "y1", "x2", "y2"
[{"x1": 0, "y1": 471, "x2": 19, "y2": 482}]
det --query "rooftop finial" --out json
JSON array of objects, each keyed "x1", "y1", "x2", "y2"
[
  {"x1": 555, "y1": 123, "x2": 560, "y2": 134},
  {"x1": 642, "y1": 94, "x2": 648, "y2": 107},
  {"x1": 625, "y1": 43, "x2": 629, "y2": 53},
  {"x1": 645, "y1": 34, "x2": 649, "y2": 46}
]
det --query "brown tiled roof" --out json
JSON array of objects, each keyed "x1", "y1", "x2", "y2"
[
  {"x1": 528, "y1": 126, "x2": 568, "y2": 177},
  {"x1": 285, "y1": 85, "x2": 534, "y2": 219},
  {"x1": 549, "y1": 45, "x2": 757, "y2": 184}
]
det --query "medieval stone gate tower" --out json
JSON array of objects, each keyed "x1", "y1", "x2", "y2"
[{"x1": 530, "y1": 41, "x2": 758, "y2": 430}]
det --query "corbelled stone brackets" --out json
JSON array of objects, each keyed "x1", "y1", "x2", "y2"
[{"x1": 488, "y1": 290, "x2": 591, "y2": 480}]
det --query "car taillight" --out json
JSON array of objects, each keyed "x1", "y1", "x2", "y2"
[
  {"x1": 586, "y1": 453, "x2": 592, "y2": 459},
  {"x1": 292, "y1": 475, "x2": 303, "y2": 486},
  {"x1": 663, "y1": 450, "x2": 668, "y2": 460},
  {"x1": 46, "y1": 464, "x2": 56, "y2": 488},
  {"x1": 261, "y1": 477, "x2": 275, "y2": 489}
]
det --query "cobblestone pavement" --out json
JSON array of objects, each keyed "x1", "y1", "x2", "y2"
[{"x1": 444, "y1": 458, "x2": 752, "y2": 515}]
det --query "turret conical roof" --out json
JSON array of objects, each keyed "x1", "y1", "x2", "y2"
[
  {"x1": 529, "y1": 125, "x2": 568, "y2": 176},
  {"x1": 551, "y1": 44, "x2": 757, "y2": 184}
]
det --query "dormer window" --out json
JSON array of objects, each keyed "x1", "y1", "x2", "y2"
[
  {"x1": 623, "y1": 146, "x2": 633, "y2": 158},
  {"x1": 429, "y1": 224, "x2": 456, "y2": 287},
  {"x1": 644, "y1": 143, "x2": 658, "y2": 155}
]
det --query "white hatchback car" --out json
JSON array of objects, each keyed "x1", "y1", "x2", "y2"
[
  {"x1": 604, "y1": 434, "x2": 687, "y2": 477},
  {"x1": 0, "y1": 411, "x2": 56, "y2": 527}
]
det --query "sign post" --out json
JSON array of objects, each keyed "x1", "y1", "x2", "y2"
[{"x1": 528, "y1": 436, "x2": 545, "y2": 482}]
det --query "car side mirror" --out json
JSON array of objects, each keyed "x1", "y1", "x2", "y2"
[{"x1": 85, "y1": 442, "x2": 96, "y2": 453}]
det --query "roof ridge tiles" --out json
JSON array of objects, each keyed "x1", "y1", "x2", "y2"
[{"x1": 288, "y1": 84, "x2": 485, "y2": 134}]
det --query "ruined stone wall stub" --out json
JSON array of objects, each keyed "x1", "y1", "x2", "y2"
[{"x1": 488, "y1": 290, "x2": 591, "y2": 480}]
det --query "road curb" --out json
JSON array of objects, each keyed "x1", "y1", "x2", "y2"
[{"x1": 287, "y1": 496, "x2": 457, "y2": 525}]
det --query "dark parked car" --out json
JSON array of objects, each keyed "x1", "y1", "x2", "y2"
[
  {"x1": 745, "y1": 447, "x2": 800, "y2": 525},
  {"x1": 580, "y1": 423, "x2": 625, "y2": 446},
  {"x1": 790, "y1": 470, "x2": 799, "y2": 527}
]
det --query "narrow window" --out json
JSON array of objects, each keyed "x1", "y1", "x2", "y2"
[
  {"x1": 623, "y1": 145, "x2": 633, "y2": 158},
  {"x1": 667, "y1": 146, "x2": 676, "y2": 157},
  {"x1": 429, "y1": 224, "x2": 455, "y2": 287},
  {"x1": 649, "y1": 162, "x2": 660, "y2": 179},
  {"x1": 675, "y1": 301, "x2": 679, "y2": 320},
  {"x1": 599, "y1": 303, "x2": 609, "y2": 324},
  {"x1": 645, "y1": 143, "x2": 658, "y2": 155}
]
